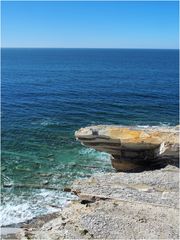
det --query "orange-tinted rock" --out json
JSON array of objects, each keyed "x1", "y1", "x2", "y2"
[{"x1": 75, "y1": 125, "x2": 179, "y2": 171}]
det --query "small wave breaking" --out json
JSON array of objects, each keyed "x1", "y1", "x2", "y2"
[
  {"x1": 0, "y1": 190, "x2": 74, "y2": 227},
  {"x1": 79, "y1": 148, "x2": 110, "y2": 162}
]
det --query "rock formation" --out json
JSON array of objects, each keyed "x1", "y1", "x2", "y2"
[
  {"x1": 3, "y1": 126, "x2": 179, "y2": 240},
  {"x1": 15, "y1": 165, "x2": 179, "y2": 240},
  {"x1": 75, "y1": 125, "x2": 179, "y2": 171}
]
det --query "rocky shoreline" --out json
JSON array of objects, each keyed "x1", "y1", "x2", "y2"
[
  {"x1": 5, "y1": 164, "x2": 178, "y2": 240},
  {"x1": 1, "y1": 125, "x2": 179, "y2": 240}
]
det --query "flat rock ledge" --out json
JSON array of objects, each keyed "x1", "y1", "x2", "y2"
[
  {"x1": 15, "y1": 164, "x2": 179, "y2": 240},
  {"x1": 75, "y1": 125, "x2": 179, "y2": 171}
]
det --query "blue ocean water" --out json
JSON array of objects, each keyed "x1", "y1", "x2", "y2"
[{"x1": 1, "y1": 48, "x2": 179, "y2": 225}]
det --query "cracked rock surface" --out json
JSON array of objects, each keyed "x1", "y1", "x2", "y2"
[{"x1": 16, "y1": 164, "x2": 179, "y2": 240}]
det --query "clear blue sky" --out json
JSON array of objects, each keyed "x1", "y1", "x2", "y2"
[{"x1": 1, "y1": 1, "x2": 179, "y2": 49}]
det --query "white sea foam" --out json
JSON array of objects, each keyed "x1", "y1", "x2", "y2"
[
  {"x1": 136, "y1": 125, "x2": 150, "y2": 129},
  {"x1": 31, "y1": 118, "x2": 60, "y2": 127},
  {"x1": 130, "y1": 123, "x2": 173, "y2": 131},
  {"x1": 0, "y1": 190, "x2": 74, "y2": 226},
  {"x1": 40, "y1": 119, "x2": 59, "y2": 126},
  {"x1": 0, "y1": 201, "x2": 36, "y2": 227},
  {"x1": 79, "y1": 148, "x2": 110, "y2": 162}
]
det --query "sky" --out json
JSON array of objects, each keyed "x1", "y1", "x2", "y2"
[{"x1": 1, "y1": 1, "x2": 179, "y2": 49}]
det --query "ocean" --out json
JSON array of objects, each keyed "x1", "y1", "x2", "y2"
[{"x1": 1, "y1": 48, "x2": 179, "y2": 226}]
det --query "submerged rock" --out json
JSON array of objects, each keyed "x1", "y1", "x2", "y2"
[{"x1": 75, "y1": 125, "x2": 179, "y2": 171}]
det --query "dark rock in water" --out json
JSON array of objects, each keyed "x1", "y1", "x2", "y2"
[
  {"x1": 42, "y1": 180, "x2": 49, "y2": 185},
  {"x1": 64, "y1": 187, "x2": 71, "y2": 192},
  {"x1": 3, "y1": 183, "x2": 61, "y2": 190},
  {"x1": 2, "y1": 166, "x2": 7, "y2": 172},
  {"x1": 3, "y1": 183, "x2": 13, "y2": 188}
]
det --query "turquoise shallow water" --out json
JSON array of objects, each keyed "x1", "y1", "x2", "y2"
[{"x1": 1, "y1": 48, "x2": 179, "y2": 225}]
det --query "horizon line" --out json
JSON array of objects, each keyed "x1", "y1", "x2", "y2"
[{"x1": 1, "y1": 47, "x2": 179, "y2": 50}]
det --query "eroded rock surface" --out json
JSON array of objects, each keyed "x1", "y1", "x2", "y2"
[
  {"x1": 17, "y1": 165, "x2": 179, "y2": 240},
  {"x1": 72, "y1": 165, "x2": 179, "y2": 208},
  {"x1": 75, "y1": 125, "x2": 179, "y2": 171}
]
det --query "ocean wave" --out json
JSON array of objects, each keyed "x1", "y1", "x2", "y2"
[
  {"x1": 0, "y1": 190, "x2": 74, "y2": 226},
  {"x1": 79, "y1": 148, "x2": 110, "y2": 161},
  {"x1": 40, "y1": 119, "x2": 60, "y2": 127},
  {"x1": 135, "y1": 123, "x2": 177, "y2": 131},
  {"x1": 31, "y1": 118, "x2": 60, "y2": 127}
]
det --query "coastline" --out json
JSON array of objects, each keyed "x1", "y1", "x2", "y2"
[
  {"x1": 2, "y1": 47, "x2": 179, "y2": 235},
  {"x1": 1, "y1": 125, "x2": 179, "y2": 239},
  {"x1": 2, "y1": 162, "x2": 179, "y2": 240}
]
